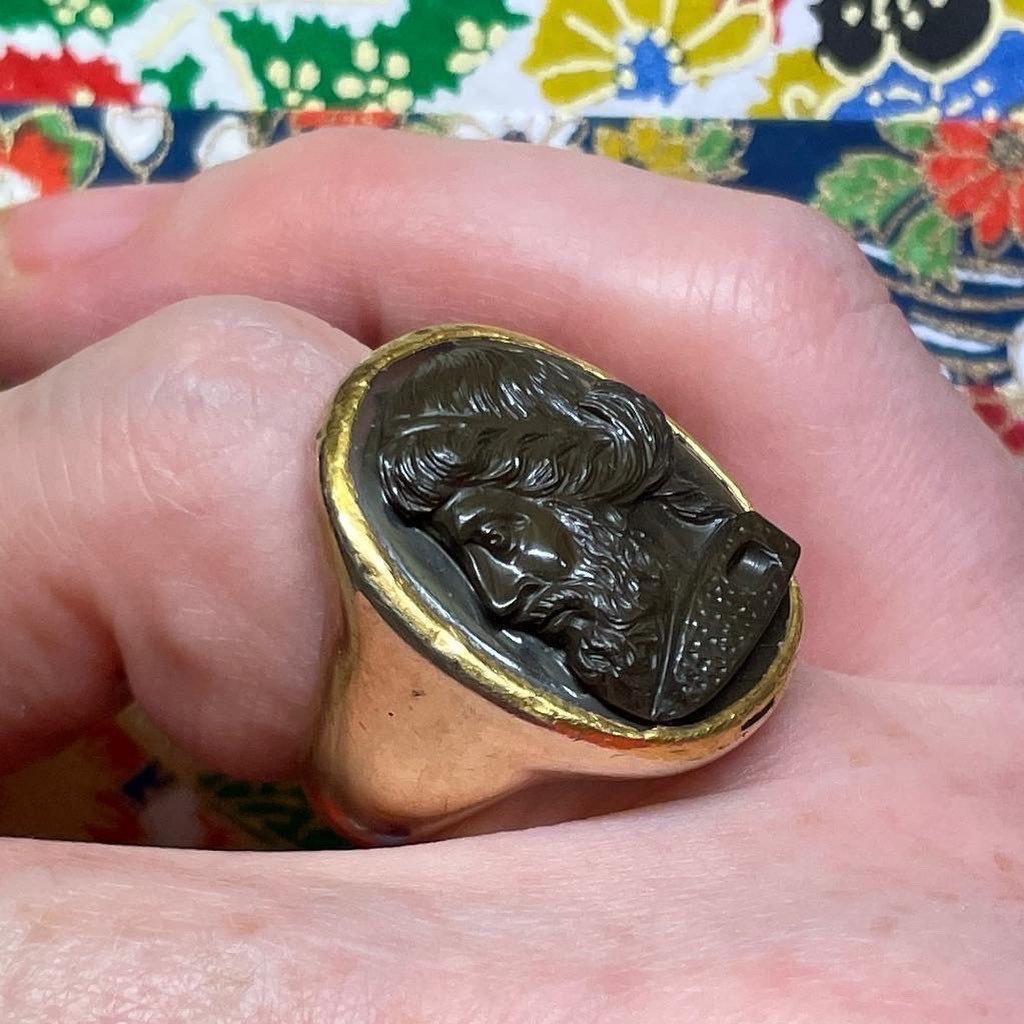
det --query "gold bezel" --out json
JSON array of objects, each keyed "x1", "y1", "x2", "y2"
[{"x1": 320, "y1": 324, "x2": 802, "y2": 754}]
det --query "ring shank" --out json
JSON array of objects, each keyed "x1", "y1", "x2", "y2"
[{"x1": 308, "y1": 591, "x2": 799, "y2": 845}]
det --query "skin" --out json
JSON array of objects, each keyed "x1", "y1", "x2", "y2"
[{"x1": 0, "y1": 129, "x2": 1020, "y2": 1022}]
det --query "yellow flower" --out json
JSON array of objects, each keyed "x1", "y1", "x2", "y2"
[
  {"x1": 265, "y1": 57, "x2": 326, "y2": 110},
  {"x1": 594, "y1": 118, "x2": 751, "y2": 181},
  {"x1": 749, "y1": 49, "x2": 849, "y2": 119},
  {"x1": 594, "y1": 120, "x2": 694, "y2": 177},
  {"x1": 523, "y1": 0, "x2": 773, "y2": 109}
]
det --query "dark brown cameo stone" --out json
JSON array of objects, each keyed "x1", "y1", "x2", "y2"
[{"x1": 350, "y1": 339, "x2": 799, "y2": 726}]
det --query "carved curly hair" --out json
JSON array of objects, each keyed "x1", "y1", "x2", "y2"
[{"x1": 378, "y1": 342, "x2": 726, "y2": 523}]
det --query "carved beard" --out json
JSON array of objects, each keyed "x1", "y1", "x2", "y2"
[{"x1": 497, "y1": 501, "x2": 669, "y2": 701}]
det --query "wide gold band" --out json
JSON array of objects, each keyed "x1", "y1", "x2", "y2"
[{"x1": 309, "y1": 324, "x2": 802, "y2": 844}]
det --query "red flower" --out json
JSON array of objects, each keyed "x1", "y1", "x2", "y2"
[
  {"x1": 0, "y1": 48, "x2": 138, "y2": 106},
  {"x1": 288, "y1": 109, "x2": 399, "y2": 134},
  {"x1": 768, "y1": 0, "x2": 790, "y2": 40},
  {"x1": 0, "y1": 127, "x2": 69, "y2": 196},
  {"x1": 968, "y1": 384, "x2": 1024, "y2": 454},
  {"x1": 715, "y1": 0, "x2": 788, "y2": 38},
  {"x1": 923, "y1": 122, "x2": 1024, "y2": 253},
  {"x1": 0, "y1": 110, "x2": 103, "y2": 208}
]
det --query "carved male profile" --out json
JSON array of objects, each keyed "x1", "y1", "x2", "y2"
[{"x1": 376, "y1": 341, "x2": 799, "y2": 724}]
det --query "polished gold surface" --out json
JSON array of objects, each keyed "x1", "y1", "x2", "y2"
[{"x1": 310, "y1": 324, "x2": 802, "y2": 843}]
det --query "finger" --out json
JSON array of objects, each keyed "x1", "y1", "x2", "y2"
[
  {"x1": 1, "y1": 129, "x2": 1020, "y2": 688},
  {"x1": 0, "y1": 288, "x2": 845, "y2": 834},
  {"x1": 0, "y1": 294, "x2": 363, "y2": 775},
  {"x1": 1, "y1": 284, "x2": 996, "y2": 852},
  {"x1": 448, "y1": 653, "x2": 1024, "y2": 838},
  {"x1": 2, "y1": 672, "x2": 1021, "y2": 1022}
]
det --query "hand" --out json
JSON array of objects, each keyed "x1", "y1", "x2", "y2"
[{"x1": 0, "y1": 129, "x2": 1020, "y2": 1022}]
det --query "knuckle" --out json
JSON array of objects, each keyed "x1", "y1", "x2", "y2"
[
  {"x1": 741, "y1": 196, "x2": 895, "y2": 356},
  {"x1": 110, "y1": 296, "x2": 340, "y2": 519},
  {"x1": 146, "y1": 293, "x2": 310, "y2": 346},
  {"x1": 77, "y1": 296, "x2": 340, "y2": 773}
]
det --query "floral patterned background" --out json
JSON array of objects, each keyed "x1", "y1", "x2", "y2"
[
  {"x1": 0, "y1": 0, "x2": 1023, "y2": 119},
  {"x1": 2, "y1": 0, "x2": 1023, "y2": 849}
]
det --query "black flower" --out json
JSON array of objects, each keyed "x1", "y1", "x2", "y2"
[{"x1": 814, "y1": 0, "x2": 992, "y2": 75}]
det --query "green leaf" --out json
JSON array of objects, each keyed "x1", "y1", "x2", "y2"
[
  {"x1": 64, "y1": 135, "x2": 100, "y2": 185},
  {"x1": 891, "y1": 208, "x2": 958, "y2": 287},
  {"x1": 142, "y1": 56, "x2": 204, "y2": 109},
  {"x1": 688, "y1": 122, "x2": 751, "y2": 181},
  {"x1": 198, "y1": 774, "x2": 352, "y2": 849},
  {"x1": 813, "y1": 153, "x2": 924, "y2": 236},
  {"x1": 25, "y1": 111, "x2": 66, "y2": 143},
  {"x1": 877, "y1": 120, "x2": 935, "y2": 154},
  {"x1": 373, "y1": 0, "x2": 528, "y2": 103},
  {"x1": 221, "y1": 12, "x2": 321, "y2": 110},
  {"x1": 224, "y1": 0, "x2": 527, "y2": 113},
  {"x1": 693, "y1": 126, "x2": 733, "y2": 170},
  {"x1": 204, "y1": 778, "x2": 253, "y2": 800},
  {"x1": 236, "y1": 800, "x2": 307, "y2": 818},
  {"x1": 0, "y1": 0, "x2": 147, "y2": 39},
  {"x1": 21, "y1": 110, "x2": 102, "y2": 187}
]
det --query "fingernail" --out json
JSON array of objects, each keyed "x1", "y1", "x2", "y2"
[{"x1": 3, "y1": 184, "x2": 172, "y2": 275}]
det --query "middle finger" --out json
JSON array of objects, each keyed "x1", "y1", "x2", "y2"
[{"x1": 1, "y1": 130, "x2": 1020, "y2": 687}]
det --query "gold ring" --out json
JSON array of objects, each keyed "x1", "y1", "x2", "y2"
[{"x1": 309, "y1": 324, "x2": 802, "y2": 845}]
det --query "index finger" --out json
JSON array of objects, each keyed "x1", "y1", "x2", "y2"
[{"x1": 0, "y1": 128, "x2": 1020, "y2": 688}]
